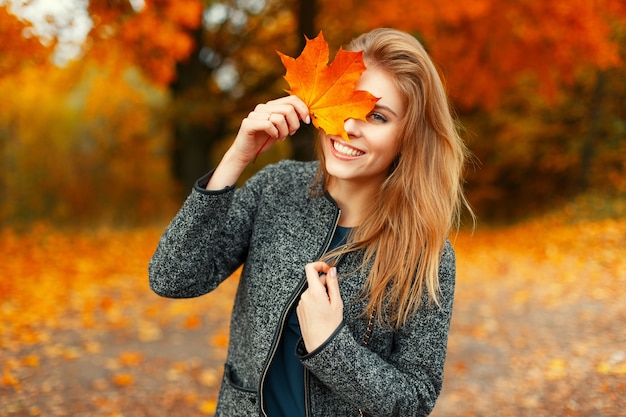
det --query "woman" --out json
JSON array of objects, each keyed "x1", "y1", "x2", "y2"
[{"x1": 149, "y1": 28, "x2": 472, "y2": 417}]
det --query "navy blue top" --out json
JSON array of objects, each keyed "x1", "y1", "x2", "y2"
[{"x1": 263, "y1": 226, "x2": 351, "y2": 417}]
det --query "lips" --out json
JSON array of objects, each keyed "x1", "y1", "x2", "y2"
[{"x1": 332, "y1": 139, "x2": 364, "y2": 157}]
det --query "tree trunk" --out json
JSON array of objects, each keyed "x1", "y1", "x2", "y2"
[
  {"x1": 579, "y1": 71, "x2": 605, "y2": 191},
  {"x1": 171, "y1": 122, "x2": 221, "y2": 194},
  {"x1": 168, "y1": 1, "x2": 321, "y2": 195},
  {"x1": 169, "y1": 27, "x2": 217, "y2": 196},
  {"x1": 291, "y1": 0, "x2": 318, "y2": 162}
]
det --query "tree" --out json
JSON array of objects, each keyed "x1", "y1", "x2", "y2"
[
  {"x1": 88, "y1": 0, "x2": 319, "y2": 190},
  {"x1": 167, "y1": 0, "x2": 315, "y2": 191},
  {"x1": 77, "y1": 0, "x2": 626, "y2": 196},
  {"x1": 82, "y1": 0, "x2": 203, "y2": 85},
  {"x1": 319, "y1": 0, "x2": 626, "y2": 109}
]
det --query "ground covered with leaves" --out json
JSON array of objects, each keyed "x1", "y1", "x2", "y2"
[{"x1": 1, "y1": 215, "x2": 625, "y2": 416}]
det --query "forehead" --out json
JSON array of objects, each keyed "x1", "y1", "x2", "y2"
[{"x1": 356, "y1": 66, "x2": 404, "y2": 117}]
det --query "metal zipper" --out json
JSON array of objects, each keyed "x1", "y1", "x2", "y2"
[
  {"x1": 259, "y1": 278, "x2": 309, "y2": 416},
  {"x1": 259, "y1": 203, "x2": 341, "y2": 417}
]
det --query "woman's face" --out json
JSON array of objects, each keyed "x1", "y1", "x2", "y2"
[{"x1": 320, "y1": 65, "x2": 404, "y2": 188}]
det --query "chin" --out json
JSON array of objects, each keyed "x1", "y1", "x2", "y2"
[{"x1": 323, "y1": 159, "x2": 357, "y2": 181}]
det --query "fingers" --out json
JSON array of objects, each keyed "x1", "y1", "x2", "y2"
[
  {"x1": 304, "y1": 261, "x2": 331, "y2": 293},
  {"x1": 250, "y1": 96, "x2": 311, "y2": 140},
  {"x1": 304, "y1": 263, "x2": 341, "y2": 307},
  {"x1": 298, "y1": 263, "x2": 343, "y2": 352},
  {"x1": 231, "y1": 95, "x2": 310, "y2": 163},
  {"x1": 268, "y1": 95, "x2": 310, "y2": 124},
  {"x1": 325, "y1": 267, "x2": 341, "y2": 306}
]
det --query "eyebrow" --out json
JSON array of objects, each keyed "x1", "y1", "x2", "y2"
[{"x1": 374, "y1": 103, "x2": 399, "y2": 117}]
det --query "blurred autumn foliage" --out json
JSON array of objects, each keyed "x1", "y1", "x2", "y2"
[
  {"x1": 0, "y1": 0, "x2": 625, "y2": 225},
  {"x1": 1, "y1": 1, "x2": 625, "y2": 415}
]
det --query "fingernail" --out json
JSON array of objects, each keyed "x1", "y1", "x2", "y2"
[
  {"x1": 305, "y1": 115, "x2": 311, "y2": 124},
  {"x1": 289, "y1": 131, "x2": 296, "y2": 136},
  {"x1": 330, "y1": 267, "x2": 337, "y2": 278}
]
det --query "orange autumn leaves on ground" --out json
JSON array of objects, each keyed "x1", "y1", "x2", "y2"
[
  {"x1": 0, "y1": 224, "x2": 235, "y2": 348},
  {"x1": 1, "y1": 215, "x2": 625, "y2": 415},
  {"x1": 278, "y1": 32, "x2": 379, "y2": 140},
  {"x1": 0, "y1": 226, "x2": 161, "y2": 349},
  {"x1": 0, "y1": 224, "x2": 235, "y2": 416}
]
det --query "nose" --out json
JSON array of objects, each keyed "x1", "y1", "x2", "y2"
[{"x1": 343, "y1": 118, "x2": 361, "y2": 139}]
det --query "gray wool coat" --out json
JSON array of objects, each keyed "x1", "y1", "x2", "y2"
[{"x1": 148, "y1": 160, "x2": 456, "y2": 417}]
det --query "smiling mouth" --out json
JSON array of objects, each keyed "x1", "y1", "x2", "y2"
[{"x1": 332, "y1": 140, "x2": 364, "y2": 157}]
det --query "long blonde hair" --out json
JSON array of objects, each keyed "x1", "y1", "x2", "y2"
[{"x1": 315, "y1": 28, "x2": 473, "y2": 329}]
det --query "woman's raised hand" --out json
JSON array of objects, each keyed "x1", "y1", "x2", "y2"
[
  {"x1": 206, "y1": 95, "x2": 310, "y2": 190},
  {"x1": 233, "y1": 95, "x2": 310, "y2": 162}
]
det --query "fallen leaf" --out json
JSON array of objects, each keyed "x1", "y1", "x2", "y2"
[
  {"x1": 211, "y1": 333, "x2": 229, "y2": 348},
  {"x1": 112, "y1": 372, "x2": 135, "y2": 387},
  {"x1": 545, "y1": 358, "x2": 567, "y2": 380},
  {"x1": 184, "y1": 314, "x2": 202, "y2": 329},
  {"x1": 119, "y1": 351, "x2": 143, "y2": 367},
  {"x1": 2, "y1": 364, "x2": 20, "y2": 389},
  {"x1": 199, "y1": 399, "x2": 217, "y2": 414},
  {"x1": 200, "y1": 369, "x2": 218, "y2": 387},
  {"x1": 21, "y1": 354, "x2": 40, "y2": 367}
]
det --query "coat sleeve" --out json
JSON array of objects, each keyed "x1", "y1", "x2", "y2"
[
  {"x1": 298, "y1": 240, "x2": 456, "y2": 417},
  {"x1": 148, "y1": 167, "x2": 268, "y2": 298}
]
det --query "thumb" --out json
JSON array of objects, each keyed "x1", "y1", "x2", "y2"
[{"x1": 325, "y1": 267, "x2": 342, "y2": 305}]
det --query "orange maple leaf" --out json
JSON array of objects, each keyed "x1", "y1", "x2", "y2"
[{"x1": 277, "y1": 32, "x2": 379, "y2": 140}]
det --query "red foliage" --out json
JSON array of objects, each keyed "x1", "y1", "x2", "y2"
[{"x1": 320, "y1": 0, "x2": 626, "y2": 109}]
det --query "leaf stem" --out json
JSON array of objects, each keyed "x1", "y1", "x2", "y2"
[{"x1": 253, "y1": 134, "x2": 272, "y2": 163}]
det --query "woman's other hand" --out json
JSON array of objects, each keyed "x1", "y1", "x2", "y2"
[{"x1": 297, "y1": 262, "x2": 344, "y2": 353}]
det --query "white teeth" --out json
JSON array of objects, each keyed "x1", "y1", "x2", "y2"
[{"x1": 333, "y1": 141, "x2": 364, "y2": 157}]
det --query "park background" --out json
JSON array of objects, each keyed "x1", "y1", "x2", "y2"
[{"x1": 1, "y1": 0, "x2": 625, "y2": 416}]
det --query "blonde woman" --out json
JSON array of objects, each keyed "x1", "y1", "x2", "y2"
[{"x1": 149, "y1": 27, "x2": 472, "y2": 417}]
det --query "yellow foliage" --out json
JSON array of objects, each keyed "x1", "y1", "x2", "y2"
[{"x1": 0, "y1": 60, "x2": 177, "y2": 225}]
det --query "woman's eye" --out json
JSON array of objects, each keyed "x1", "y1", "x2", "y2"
[{"x1": 368, "y1": 112, "x2": 387, "y2": 123}]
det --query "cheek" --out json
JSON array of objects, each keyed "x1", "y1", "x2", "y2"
[{"x1": 376, "y1": 132, "x2": 402, "y2": 160}]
